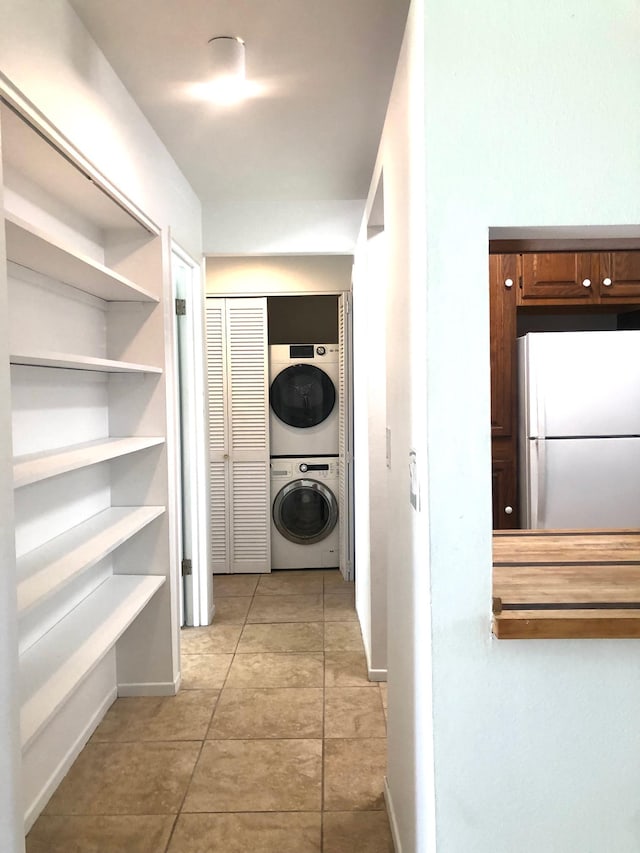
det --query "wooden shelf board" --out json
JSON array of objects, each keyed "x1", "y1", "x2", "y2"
[
  {"x1": 14, "y1": 436, "x2": 165, "y2": 489},
  {"x1": 10, "y1": 350, "x2": 162, "y2": 374},
  {"x1": 493, "y1": 530, "x2": 640, "y2": 566},
  {"x1": 5, "y1": 213, "x2": 159, "y2": 303},
  {"x1": 493, "y1": 530, "x2": 640, "y2": 639},
  {"x1": 20, "y1": 574, "x2": 165, "y2": 749},
  {"x1": 17, "y1": 505, "x2": 166, "y2": 614},
  {"x1": 493, "y1": 610, "x2": 640, "y2": 640}
]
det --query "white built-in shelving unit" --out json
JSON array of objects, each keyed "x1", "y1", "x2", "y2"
[{"x1": 0, "y1": 90, "x2": 179, "y2": 832}]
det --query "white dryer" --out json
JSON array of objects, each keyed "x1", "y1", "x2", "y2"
[
  {"x1": 269, "y1": 344, "x2": 339, "y2": 456},
  {"x1": 270, "y1": 457, "x2": 339, "y2": 570}
]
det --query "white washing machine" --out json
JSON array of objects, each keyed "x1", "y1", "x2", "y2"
[
  {"x1": 269, "y1": 344, "x2": 339, "y2": 456},
  {"x1": 270, "y1": 457, "x2": 340, "y2": 570}
]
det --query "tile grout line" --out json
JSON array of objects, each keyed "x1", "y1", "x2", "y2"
[
  {"x1": 165, "y1": 737, "x2": 207, "y2": 850},
  {"x1": 172, "y1": 606, "x2": 227, "y2": 838},
  {"x1": 167, "y1": 573, "x2": 260, "y2": 847}
]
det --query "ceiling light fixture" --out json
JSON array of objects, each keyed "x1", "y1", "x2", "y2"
[{"x1": 207, "y1": 35, "x2": 246, "y2": 105}]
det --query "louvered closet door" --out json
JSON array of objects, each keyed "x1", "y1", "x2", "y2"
[
  {"x1": 205, "y1": 300, "x2": 230, "y2": 573},
  {"x1": 338, "y1": 292, "x2": 354, "y2": 581},
  {"x1": 225, "y1": 298, "x2": 271, "y2": 573}
]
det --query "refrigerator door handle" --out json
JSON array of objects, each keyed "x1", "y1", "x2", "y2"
[
  {"x1": 533, "y1": 357, "x2": 546, "y2": 440},
  {"x1": 532, "y1": 438, "x2": 547, "y2": 528}
]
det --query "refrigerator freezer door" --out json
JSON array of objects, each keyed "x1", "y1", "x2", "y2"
[
  {"x1": 525, "y1": 436, "x2": 640, "y2": 529},
  {"x1": 522, "y1": 331, "x2": 640, "y2": 438}
]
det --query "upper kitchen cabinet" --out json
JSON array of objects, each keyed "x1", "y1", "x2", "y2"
[
  {"x1": 518, "y1": 252, "x2": 598, "y2": 305},
  {"x1": 518, "y1": 251, "x2": 640, "y2": 306},
  {"x1": 599, "y1": 252, "x2": 640, "y2": 302}
]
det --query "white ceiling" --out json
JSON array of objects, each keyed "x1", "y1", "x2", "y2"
[{"x1": 68, "y1": 0, "x2": 410, "y2": 206}]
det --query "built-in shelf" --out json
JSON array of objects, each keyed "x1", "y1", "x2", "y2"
[
  {"x1": 4, "y1": 212, "x2": 159, "y2": 303},
  {"x1": 17, "y1": 505, "x2": 166, "y2": 614},
  {"x1": 14, "y1": 436, "x2": 165, "y2": 489},
  {"x1": 20, "y1": 573, "x2": 165, "y2": 749},
  {"x1": 10, "y1": 350, "x2": 162, "y2": 374}
]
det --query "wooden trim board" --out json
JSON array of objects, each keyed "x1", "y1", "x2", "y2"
[{"x1": 493, "y1": 531, "x2": 640, "y2": 639}]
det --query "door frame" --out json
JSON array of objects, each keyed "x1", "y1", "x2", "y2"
[{"x1": 172, "y1": 242, "x2": 212, "y2": 626}]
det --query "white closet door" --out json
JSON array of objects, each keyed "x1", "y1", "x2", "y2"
[
  {"x1": 338, "y1": 292, "x2": 354, "y2": 581},
  {"x1": 205, "y1": 300, "x2": 230, "y2": 573},
  {"x1": 226, "y1": 298, "x2": 270, "y2": 573}
]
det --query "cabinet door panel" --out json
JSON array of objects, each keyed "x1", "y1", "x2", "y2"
[
  {"x1": 489, "y1": 254, "x2": 517, "y2": 437},
  {"x1": 492, "y1": 440, "x2": 518, "y2": 529},
  {"x1": 599, "y1": 252, "x2": 640, "y2": 301},
  {"x1": 519, "y1": 253, "x2": 596, "y2": 304}
]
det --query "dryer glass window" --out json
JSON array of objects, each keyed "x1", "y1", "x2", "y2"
[{"x1": 270, "y1": 364, "x2": 336, "y2": 428}]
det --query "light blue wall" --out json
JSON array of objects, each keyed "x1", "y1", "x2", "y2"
[
  {"x1": 422, "y1": 1, "x2": 640, "y2": 851},
  {"x1": 369, "y1": 1, "x2": 640, "y2": 851}
]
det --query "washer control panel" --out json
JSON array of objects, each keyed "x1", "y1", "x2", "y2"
[{"x1": 271, "y1": 459, "x2": 339, "y2": 479}]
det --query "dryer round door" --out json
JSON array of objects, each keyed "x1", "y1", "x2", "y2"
[
  {"x1": 273, "y1": 478, "x2": 339, "y2": 545},
  {"x1": 270, "y1": 364, "x2": 336, "y2": 429}
]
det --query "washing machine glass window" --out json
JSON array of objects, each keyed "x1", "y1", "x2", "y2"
[
  {"x1": 273, "y1": 479, "x2": 339, "y2": 545},
  {"x1": 270, "y1": 364, "x2": 336, "y2": 429}
]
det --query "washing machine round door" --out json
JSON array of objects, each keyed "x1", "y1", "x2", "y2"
[
  {"x1": 270, "y1": 364, "x2": 336, "y2": 428},
  {"x1": 272, "y1": 479, "x2": 339, "y2": 545}
]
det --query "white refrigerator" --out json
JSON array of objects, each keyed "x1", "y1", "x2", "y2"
[{"x1": 518, "y1": 330, "x2": 640, "y2": 529}]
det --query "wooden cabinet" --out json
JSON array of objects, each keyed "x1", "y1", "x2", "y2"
[
  {"x1": 1, "y1": 97, "x2": 178, "y2": 829},
  {"x1": 519, "y1": 252, "x2": 597, "y2": 304},
  {"x1": 518, "y1": 251, "x2": 640, "y2": 306},
  {"x1": 489, "y1": 255, "x2": 519, "y2": 529},
  {"x1": 599, "y1": 252, "x2": 640, "y2": 302},
  {"x1": 489, "y1": 254, "x2": 518, "y2": 437},
  {"x1": 490, "y1": 247, "x2": 640, "y2": 529},
  {"x1": 491, "y1": 449, "x2": 518, "y2": 530}
]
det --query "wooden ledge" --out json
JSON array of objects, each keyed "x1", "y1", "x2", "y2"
[{"x1": 492, "y1": 531, "x2": 640, "y2": 639}]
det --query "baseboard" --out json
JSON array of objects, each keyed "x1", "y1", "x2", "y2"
[
  {"x1": 117, "y1": 675, "x2": 179, "y2": 697},
  {"x1": 367, "y1": 666, "x2": 388, "y2": 682},
  {"x1": 384, "y1": 775, "x2": 403, "y2": 853},
  {"x1": 23, "y1": 686, "x2": 117, "y2": 833},
  {"x1": 362, "y1": 634, "x2": 388, "y2": 682}
]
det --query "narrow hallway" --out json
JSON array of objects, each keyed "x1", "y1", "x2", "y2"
[{"x1": 26, "y1": 570, "x2": 392, "y2": 852}]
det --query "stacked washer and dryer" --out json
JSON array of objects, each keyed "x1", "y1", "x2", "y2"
[{"x1": 269, "y1": 344, "x2": 340, "y2": 570}]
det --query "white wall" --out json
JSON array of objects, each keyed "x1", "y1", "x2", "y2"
[
  {"x1": 358, "y1": 1, "x2": 435, "y2": 849},
  {"x1": 0, "y1": 124, "x2": 25, "y2": 853},
  {"x1": 203, "y1": 200, "x2": 363, "y2": 255},
  {"x1": 0, "y1": 1, "x2": 203, "y2": 846},
  {"x1": 377, "y1": 0, "x2": 640, "y2": 851},
  {"x1": 206, "y1": 255, "x2": 352, "y2": 295},
  {"x1": 352, "y1": 228, "x2": 388, "y2": 679},
  {"x1": 0, "y1": 0, "x2": 202, "y2": 259}
]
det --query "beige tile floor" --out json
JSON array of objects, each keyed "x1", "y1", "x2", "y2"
[{"x1": 26, "y1": 569, "x2": 393, "y2": 853}]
